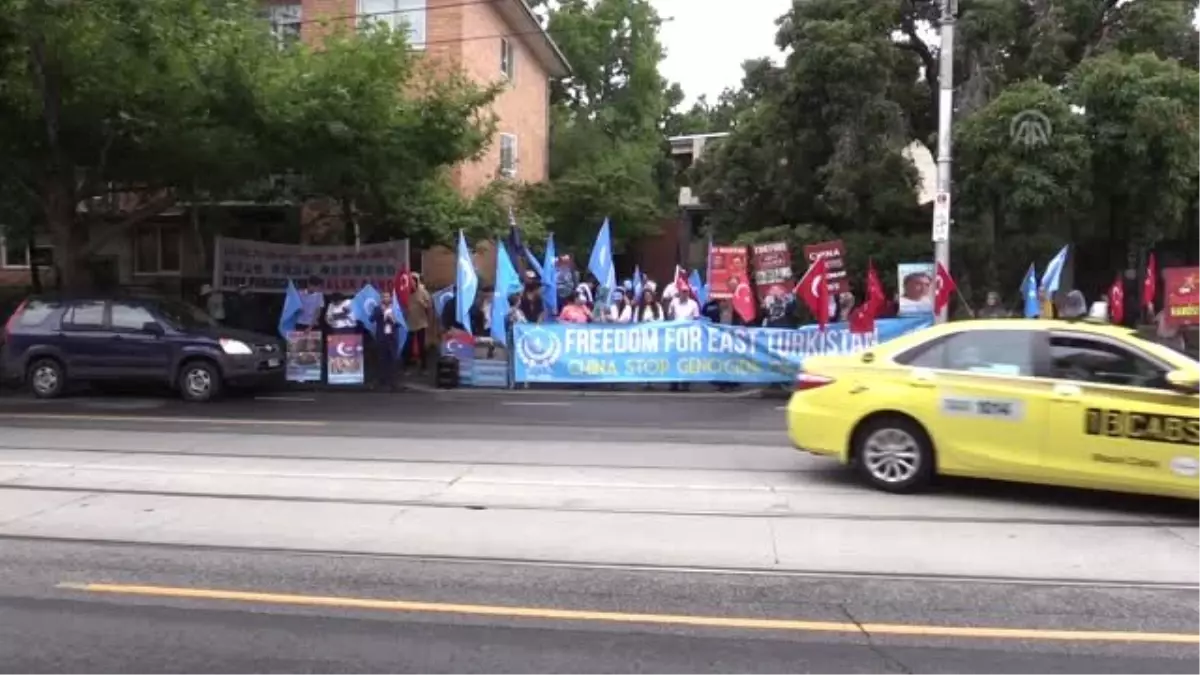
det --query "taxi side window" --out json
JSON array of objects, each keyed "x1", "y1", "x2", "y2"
[
  {"x1": 1049, "y1": 335, "x2": 1169, "y2": 390},
  {"x1": 895, "y1": 330, "x2": 1035, "y2": 376}
]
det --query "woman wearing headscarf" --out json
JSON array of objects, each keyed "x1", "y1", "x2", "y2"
[{"x1": 608, "y1": 288, "x2": 634, "y2": 323}]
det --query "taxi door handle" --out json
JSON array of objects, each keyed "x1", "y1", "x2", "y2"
[
  {"x1": 1052, "y1": 383, "x2": 1082, "y2": 400},
  {"x1": 909, "y1": 370, "x2": 936, "y2": 388}
]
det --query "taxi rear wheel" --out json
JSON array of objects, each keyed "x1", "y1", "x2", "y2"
[{"x1": 852, "y1": 415, "x2": 934, "y2": 494}]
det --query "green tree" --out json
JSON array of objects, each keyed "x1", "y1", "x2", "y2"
[
  {"x1": 523, "y1": 0, "x2": 675, "y2": 255},
  {"x1": 690, "y1": 0, "x2": 1199, "y2": 303},
  {"x1": 0, "y1": 0, "x2": 280, "y2": 290},
  {"x1": 0, "y1": 0, "x2": 505, "y2": 290},
  {"x1": 257, "y1": 25, "x2": 500, "y2": 248}
]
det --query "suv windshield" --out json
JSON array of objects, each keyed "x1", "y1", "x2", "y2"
[{"x1": 156, "y1": 300, "x2": 218, "y2": 330}]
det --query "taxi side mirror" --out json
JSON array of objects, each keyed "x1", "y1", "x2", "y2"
[{"x1": 1165, "y1": 370, "x2": 1199, "y2": 394}]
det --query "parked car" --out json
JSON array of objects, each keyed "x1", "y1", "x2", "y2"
[{"x1": 1, "y1": 295, "x2": 284, "y2": 402}]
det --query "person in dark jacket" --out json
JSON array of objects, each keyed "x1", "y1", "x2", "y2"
[{"x1": 370, "y1": 290, "x2": 401, "y2": 391}]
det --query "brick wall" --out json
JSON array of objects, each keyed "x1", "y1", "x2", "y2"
[{"x1": 454, "y1": 1, "x2": 550, "y2": 194}]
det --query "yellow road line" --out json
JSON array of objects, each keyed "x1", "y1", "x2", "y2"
[
  {"x1": 61, "y1": 582, "x2": 1199, "y2": 644},
  {"x1": 0, "y1": 414, "x2": 326, "y2": 427}
]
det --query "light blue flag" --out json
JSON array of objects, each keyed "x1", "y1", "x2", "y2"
[
  {"x1": 390, "y1": 293, "x2": 408, "y2": 356},
  {"x1": 351, "y1": 284, "x2": 381, "y2": 334},
  {"x1": 588, "y1": 217, "x2": 616, "y2": 291},
  {"x1": 1040, "y1": 245, "x2": 1069, "y2": 294},
  {"x1": 632, "y1": 264, "x2": 643, "y2": 299},
  {"x1": 1020, "y1": 263, "x2": 1040, "y2": 318},
  {"x1": 277, "y1": 279, "x2": 303, "y2": 338},
  {"x1": 689, "y1": 269, "x2": 707, "y2": 306},
  {"x1": 542, "y1": 233, "x2": 558, "y2": 317},
  {"x1": 455, "y1": 230, "x2": 478, "y2": 332},
  {"x1": 432, "y1": 287, "x2": 454, "y2": 318},
  {"x1": 491, "y1": 240, "x2": 521, "y2": 345}
]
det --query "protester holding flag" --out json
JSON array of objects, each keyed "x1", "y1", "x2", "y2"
[
  {"x1": 369, "y1": 290, "x2": 406, "y2": 391},
  {"x1": 490, "y1": 240, "x2": 522, "y2": 346},
  {"x1": 401, "y1": 273, "x2": 433, "y2": 373},
  {"x1": 796, "y1": 258, "x2": 830, "y2": 330}
]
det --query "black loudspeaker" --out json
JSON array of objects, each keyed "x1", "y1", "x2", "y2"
[{"x1": 435, "y1": 355, "x2": 460, "y2": 389}]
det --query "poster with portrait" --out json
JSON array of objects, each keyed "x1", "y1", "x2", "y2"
[
  {"x1": 896, "y1": 263, "x2": 935, "y2": 316},
  {"x1": 706, "y1": 245, "x2": 750, "y2": 300},
  {"x1": 325, "y1": 333, "x2": 365, "y2": 385},
  {"x1": 284, "y1": 330, "x2": 322, "y2": 383},
  {"x1": 1163, "y1": 267, "x2": 1200, "y2": 327}
]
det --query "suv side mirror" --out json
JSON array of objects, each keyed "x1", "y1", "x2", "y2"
[
  {"x1": 1165, "y1": 370, "x2": 1199, "y2": 394},
  {"x1": 141, "y1": 321, "x2": 165, "y2": 337}
]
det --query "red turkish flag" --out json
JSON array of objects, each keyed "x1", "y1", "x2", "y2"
[
  {"x1": 1109, "y1": 274, "x2": 1125, "y2": 325},
  {"x1": 394, "y1": 266, "x2": 412, "y2": 310},
  {"x1": 730, "y1": 276, "x2": 757, "y2": 324},
  {"x1": 796, "y1": 259, "x2": 830, "y2": 330},
  {"x1": 674, "y1": 266, "x2": 690, "y2": 295},
  {"x1": 934, "y1": 262, "x2": 956, "y2": 315},
  {"x1": 1143, "y1": 252, "x2": 1157, "y2": 314},
  {"x1": 865, "y1": 258, "x2": 886, "y2": 318},
  {"x1": 847, "y1": 304, "x2": 875, "y2": 334}
]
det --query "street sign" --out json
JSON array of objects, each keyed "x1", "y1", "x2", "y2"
[{"x1": 932, "y1": 191, "x2": 950, "y2": 243}]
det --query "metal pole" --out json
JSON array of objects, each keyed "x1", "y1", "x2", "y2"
[{"x1": 932, "y1": 0, "x2": 956, "y2": 323}]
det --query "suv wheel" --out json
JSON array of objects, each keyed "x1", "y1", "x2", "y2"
[
  {"x1": 28, "y1": 358, "x2": 65, "y2": 399},
  {"x1": 179, "y1": 361, "x2": 221, "y2": 403}
]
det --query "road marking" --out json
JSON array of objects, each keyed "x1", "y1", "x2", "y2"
[
  {"x1": 500, "y1": 401, "x2": 572, "y2": 407},
  {"x1": 59, "y1": 583, "x2": 1200, "y2": 644},
  {"x1": 0, "y1": 413, "x2": 326, "y2": 427},
  {"x1": 775, "y1": 405, "x2": 787, "y2": 411},
  {"x1": 254, "y1": 396, "x2": 318, "y2": 403}
]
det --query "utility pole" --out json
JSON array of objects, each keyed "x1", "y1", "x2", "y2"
[{"x1": 932, "y1": 0, "x2": 956, "y2": 323}]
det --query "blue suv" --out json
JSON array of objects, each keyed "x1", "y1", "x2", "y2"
[{"x1": 2, "y1": 296, "x2": 284, "y2": 402}]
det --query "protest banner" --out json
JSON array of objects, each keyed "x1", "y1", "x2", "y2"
[
  {"x1": 325, "y1": 333, "x2": 365, "y2": 385},
  {"x1": 803, "y1": 240, "x2": 847, "y2": 293},
  {"x1": 1163, "y1": 267, "x2": 1200, "y2": 327},
  {"x1": 511, "y1": 316, "x2": 932, "y2": 384},
  {"x1": 706, "y1": 245, "x2": 750, "y2": 299},
  {"x1": 214, "y1": 236, "x2": 409, "y2": 293},
  {"x1": 751, "y1": 242, "x2": 794, "y2": 300},
  {"x1": 896, "y1": 262, "x2": 935, "y2": 315},
  {"x1": 284, "y1": 330, "x2": 322, "y2": 383}
]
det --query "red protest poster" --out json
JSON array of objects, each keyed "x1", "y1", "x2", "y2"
[
  {"x1": 803, "y1": 240, "x2": 847, "y2": 293},
  {"x1": 750, "y1": 242, "x2": 794, "y2": 300},
  {"x1": 1162, "y1": 267, "x2": 1200, "y2": 327},
  {"x1": 706, "y1": 245, "x2": 750, "y2": 300}
]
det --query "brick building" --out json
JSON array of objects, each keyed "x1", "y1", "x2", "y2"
[{"x1": 268, "y1": 0, "x2": 568, "y2": 193}]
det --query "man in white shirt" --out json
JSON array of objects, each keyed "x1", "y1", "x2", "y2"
[{"x1": 668, "y1": 286, "x2": 701, "y2": 321}]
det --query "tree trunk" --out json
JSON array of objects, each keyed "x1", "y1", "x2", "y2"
[{"x1": 44, "y1": 180, "x2": 91, "y2": 292}]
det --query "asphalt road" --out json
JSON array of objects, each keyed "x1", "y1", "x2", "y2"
[
  {"x1": 0, "y1": 390, "x2": 1196, "y2": 672},
  {"x1": 0, "y1": 387, "x2": 785, "y2": 445},
  {"x1": 1, "y1": 539, "x2": 1196, "y2": 674}
]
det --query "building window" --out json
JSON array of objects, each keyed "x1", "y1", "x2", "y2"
[
  {"x1": 267, "y1": 3, "x2": 302, "y2": 46},
  {"x1": 500, "y1": 38, "x2": 515, "y2": 80},
  {"x1": 0, "y1": 235, "x2": 52, "y2": 269},
  {"x1": 359, "y1": 0, "x2": 426, "y2": 47},
  {"x1": 499, "y1": 134, "x2": 518, "y2": 179},
  {"x1": 134, "y1": 224, "x2": 182, "y2": 275}
]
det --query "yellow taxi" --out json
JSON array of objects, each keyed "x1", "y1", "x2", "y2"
[{"x1": 786, "y1": 319, "x2": 1199, "y2": 499}]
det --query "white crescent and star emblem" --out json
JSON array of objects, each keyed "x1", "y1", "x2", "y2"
[
  {"x1": 335, "y1": 341, "x2": 359, "y2": 358},
  {"x1": 810, "y1": 273, "x2": 824, "y2": 298}
]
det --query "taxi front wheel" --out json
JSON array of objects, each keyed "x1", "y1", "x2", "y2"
[{"x1": 853, "y1": 416, "x2": 935, "y2": 494}]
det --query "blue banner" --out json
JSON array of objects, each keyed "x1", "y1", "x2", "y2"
[{"x1": 511, "y1": 317, "x2": 934, "y2": 384}]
